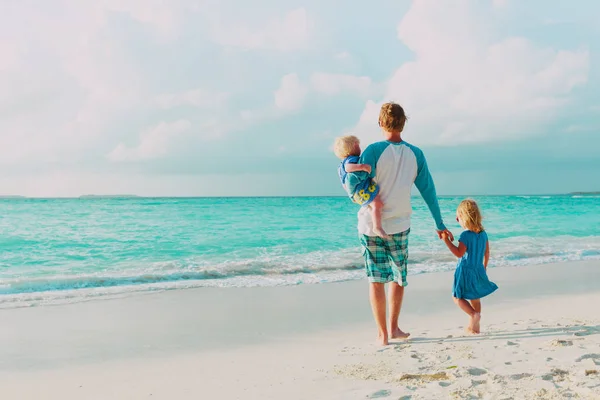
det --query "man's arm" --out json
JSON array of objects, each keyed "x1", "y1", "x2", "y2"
[
  {"x1": 358, "y1": 146, "x2": 378, "y2": 179},
  {"x1": 344, "y1": 163, "x2": 371, "y2": 174},
  {"x1": 411, "y1": 146, "x2": 447, "y2": 233}
]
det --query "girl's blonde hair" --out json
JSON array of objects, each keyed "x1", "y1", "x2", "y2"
[
  {"x1": 457, "y1": 199, "x2": 484, "y2": 233},
  {"x1": 333, "y1": 135, "x2": 360, "y2": 159}
]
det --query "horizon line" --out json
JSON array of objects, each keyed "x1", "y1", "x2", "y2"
[{"x1": 0, "y1": 192, "x2": 598, "y2": 200}]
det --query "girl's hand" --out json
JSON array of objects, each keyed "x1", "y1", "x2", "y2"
[{"x1": 437, "y1": 229, "x2": 454, "y2": 241}]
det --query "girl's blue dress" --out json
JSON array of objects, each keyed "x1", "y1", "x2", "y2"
[{"x1": 453, "y1": 230, "x2": 498, "y2": 300}]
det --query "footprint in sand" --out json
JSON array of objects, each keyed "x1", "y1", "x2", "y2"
[
  {"x1": 467, "y1": 367, "x2": 487, "y2": 376},
  {"x1": 366, "y1": 389, "x2": 392, "y2": 398},
  {"x1": 393, "y1": 344, "x2": 410, "y2": 352},
  {"x1": 550, "y1": 339, "x2": 573, "y2": 347},
  {"x1": 506, "y1": 341, "x2": 518, "y2": 346},
  {"x1": 542, "y1": 368, "x2": 569, "y2": 382},
  {"x1": 576, "y1": 354, "x2": 600, "y2": 365},
  {"x1": 510, "y1": 373, "x2": 533, "y2": 380}
]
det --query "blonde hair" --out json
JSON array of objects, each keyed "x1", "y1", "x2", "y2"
[
  {"x1": 379, "y1": 102, "x2": 407, "y2": 132},
  {"x1": 333, "y1": 135, "x2": 361, "y2": 159},
  {"x1": 457, "y1": 199, "x2": 484, "y2": 233}
]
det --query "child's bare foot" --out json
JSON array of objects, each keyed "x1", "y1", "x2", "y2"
[
  {"x1": 390, "y1": 327, "x2": 410, "y2": 340},
  {"x1": 466, "y1": 313, "x2": 481, "y2": 335},
  {"x1": 378, "y1": 331, "x2": 389, "y2": 346},
  {"x1": 373, "y1": 227, "x2": 390, "y2": 239},
  {"x1": 472, "y1": 313, "x2": 481, "y2": 334}
]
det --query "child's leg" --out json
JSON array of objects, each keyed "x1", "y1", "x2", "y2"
[
  {"x1": 370, "y1": 196, "x2": 388, "y2": 238},
  {"x1": 469, "y1": 299, "x2": 482, "y2": 333},
  {"x1": 453, "y1": 297, "x2": 480, "y2": 334}
]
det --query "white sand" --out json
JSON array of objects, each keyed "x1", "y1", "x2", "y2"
[{"x1": 0, "y1": 261, "x2": 599, "y2": 399}]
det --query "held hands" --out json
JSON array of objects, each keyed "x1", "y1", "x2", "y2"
[{"x1": 437, "y1": 229, "x2": 454, "y2": 242}]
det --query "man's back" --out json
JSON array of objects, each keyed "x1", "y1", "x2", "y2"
[{"x1": 358, "y1": 140, "x2": 445, "y2": 236}]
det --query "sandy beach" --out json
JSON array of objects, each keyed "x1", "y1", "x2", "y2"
[{"x1": 1, "y1": 261, "x2": 599, "y2": 399}]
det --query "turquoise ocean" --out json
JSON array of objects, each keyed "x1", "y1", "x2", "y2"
[{"x1": 0, "y1": 195, "x2": 599, "y2": 308}]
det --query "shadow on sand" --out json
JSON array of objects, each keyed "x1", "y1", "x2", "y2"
[{"x1": 393, "y1": 324, "x2": 600, "y2": 346}]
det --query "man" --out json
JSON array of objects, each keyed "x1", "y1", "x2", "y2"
[{"x1": 358, "y1": 102, "x2": 453, "y2": 345}]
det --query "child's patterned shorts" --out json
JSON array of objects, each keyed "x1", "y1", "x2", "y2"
[{"x1": 359, "y1": 229, "x2": 410, "y2": 286}]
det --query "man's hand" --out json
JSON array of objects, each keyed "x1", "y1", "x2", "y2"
[{"x1": 437, "y1": 229, "x2": 454, "y2": 241}]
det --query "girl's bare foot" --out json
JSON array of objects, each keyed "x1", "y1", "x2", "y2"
[
  {"x1": 472, "y1": 313, "x2": 481, "y2": 334},
  {"x1": 373, "y1": 227, "x2": 390, "y2": 239},
  {"x1": 466, "y1": 313, "x2": 481, "y2": 335},
  {"x1": 390, "y1": 327, "x2": 410, "y2": 340}
]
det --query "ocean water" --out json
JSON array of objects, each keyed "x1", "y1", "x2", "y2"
[{"x1": 0, "y1": 195, "x2": 599, "y2": 308}]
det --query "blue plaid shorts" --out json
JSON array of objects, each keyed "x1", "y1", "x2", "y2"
[{"x1": 359, "y1": 229, "x2": 410, "y2": 286}]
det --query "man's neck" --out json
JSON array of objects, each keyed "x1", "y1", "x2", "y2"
[{"x1": 384, "y1": 130, "x2": 402, "y2": 143}]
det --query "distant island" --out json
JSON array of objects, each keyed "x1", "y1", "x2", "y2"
[
  {"x1": 569, "y1": 191, "x2": 600, "y2": 195},
  {"x1": 0, "y1": 195, "x2": 27, "y2": 199},
  {"x1": 79, "y1": 195, "x2": 140, "y2": 199}
]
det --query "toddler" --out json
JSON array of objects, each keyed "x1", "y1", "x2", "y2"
[{"x1": 334, "y1": 135, "x2": 387, "y2": 238}]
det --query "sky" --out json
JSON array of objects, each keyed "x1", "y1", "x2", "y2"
[{"x1": 0, "y1": 0, "x2": 599, "y2": 197}]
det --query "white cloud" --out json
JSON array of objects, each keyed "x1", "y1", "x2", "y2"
[
  {"x1": 0, "y1": 1, "x2": 180, "y2": 165},
  {"x1": 271, "y1": 72, "x2": 375, "y2": 113},
  {"x1": 310, "y1": 73, "x2": 373, "y2": 96},
  {"x1": 354, "y1": 0, "x2": 590, "y2": 146},
  {"x1": 211, "y1": 8, "x2": 310, "y2": 51},
  {"x1": 492, "y1": 0, "x2": 509, "y2": 8},
  {"x1": 108, "y1": 120, "x2": 192, "y2": 162},
  {"x1": 104, "y1": 0, "x2": 184, "y2": 40},
  {"x1": 155, "y1": 89, "x2": 228, "y2": 109},
  {"x1": 0, "y1": 40, "x2": 19, "y2": 72},
  {"x1": 334, "y1": 51, "x2": 351, "y2": 60},
  {"x1": 274, "y1": 73, "x2": 308, "y2": 111}
]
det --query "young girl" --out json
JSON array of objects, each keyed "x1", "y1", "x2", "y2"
[
  {"x1": 441, "y1": 199, "x2": 498, "y2": 334},
  {"x1": 333, "y1": 135, "x2": 388, "y2": 238}
]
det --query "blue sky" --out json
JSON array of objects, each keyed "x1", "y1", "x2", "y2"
[{"x1": 0, "y1": 0, "x2": 598, "y2": 196}]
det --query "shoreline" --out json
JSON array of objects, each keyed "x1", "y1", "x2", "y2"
[
  {"x1": 2, "y1": 257, "x2": 599, "y2": 310},
  {"x1": 1, "y1": 260, "x2": 599, "y2": 399}
]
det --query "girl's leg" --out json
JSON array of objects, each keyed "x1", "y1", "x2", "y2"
[
  {"x1": 370, "y1": 197, "x2": 388, "y2": 238},
  {"x1": 453, "y1": 297, "x2": 480, "y2": 334},
  {"x1": 469, "y1": 299, "x2": 481, "y2": 333}
]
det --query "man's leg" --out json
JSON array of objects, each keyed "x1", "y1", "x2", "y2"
[
  {"x1": 389, "y1": 282, "x2": 410, "y2": 339},
  {"x1": 369, "y1": 282, "x2": 388, "y2": 345}
]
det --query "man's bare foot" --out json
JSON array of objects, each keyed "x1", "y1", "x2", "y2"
[
  {"x1": 373, "y1": 227, "x2": 390, "y2": 239},
  {"x1": 390, "y1": 327, "x2": 410, "y2": 340},
  {"x1": 378, "y1": 332, "x2": 389, "y2": 346},
  {"x1": 472, "y1": 313, "x2": 481, "y2": 334},
  {"x1": 465, "y1": 327, "x2": 478, "y2": 335}
]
